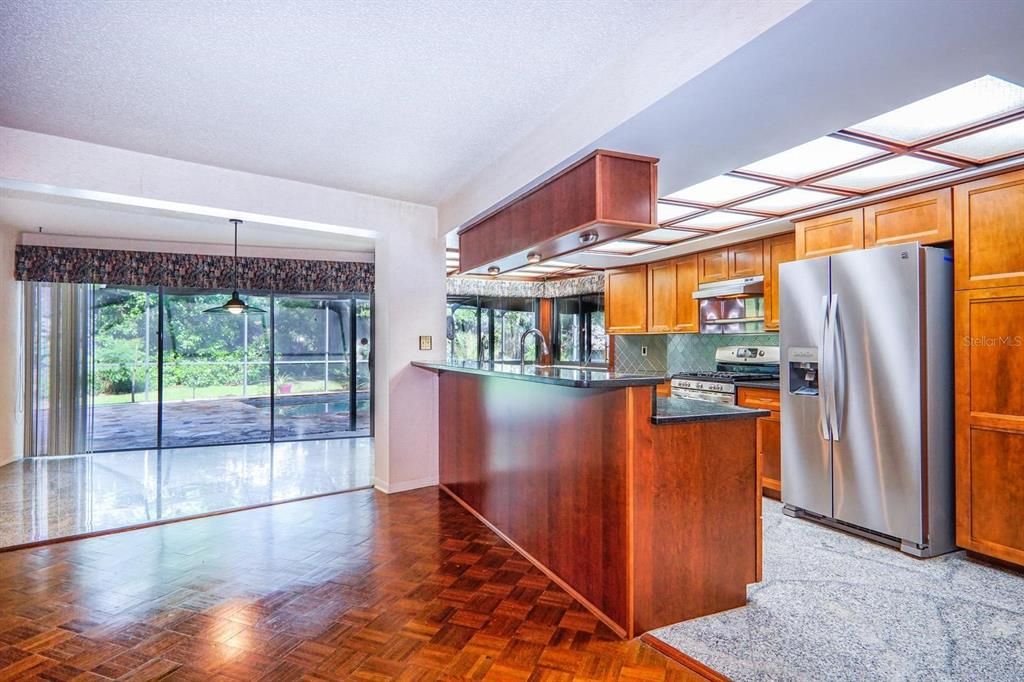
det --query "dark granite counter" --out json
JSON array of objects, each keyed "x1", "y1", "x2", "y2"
[
  {"x1": 412, "y1": 361, "x2": 666, "y2": 388},
  {"x1": 652, "y1": 397, "x2": 769, "y2": 424},
  {"x1": 733, "y1": 379, "x2": 781, "y2": 391}
]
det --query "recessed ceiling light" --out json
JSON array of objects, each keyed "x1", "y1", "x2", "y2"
[
  {"x1": 664, "y1": 175, "x2": 778, "y2": 206},
  {"x1": 733, "y1": 188, "x2": 847, "y2": 213},
  {"x1": 849, "y1": 75, "x2": 1024, "y2": 145},
  {"x1": 816, "y1": 156, "x2": 956, "y2": 192},
  {"x1": 588, "y1": 240, "x2": 653, "y2": 255},
  {"x1": 630, "y1": 228, "x2": 705, "y2": 244},
  {"x1": 675, "y1": 211, "x2": 762, "y2": 231},
  {"x1": 930, "y1": 117, "x2": 1024, "y2": 162},
  {"x1": 739, "y1": 136, "x2": 882, "y2": 181},
  {"x1": 657, "y1": 202, "x2": 700, "y2": 224}
]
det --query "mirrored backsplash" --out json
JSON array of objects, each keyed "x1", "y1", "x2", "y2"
[{"x1": 614, "y1": 333, "x2": 780, "y2": 375}]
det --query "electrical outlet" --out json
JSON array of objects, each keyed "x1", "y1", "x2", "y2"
[{"x1": 641, "y1": 345, "x2": 648, "y2": 357}]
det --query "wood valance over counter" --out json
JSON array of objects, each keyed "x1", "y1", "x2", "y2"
[{"x1": 14, "y1": 245, "x2": 374, "y2": 294}]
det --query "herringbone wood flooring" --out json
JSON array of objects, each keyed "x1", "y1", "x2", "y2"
[{"x1": 0, "y1": 486, "x2": 704, "y2": 680}]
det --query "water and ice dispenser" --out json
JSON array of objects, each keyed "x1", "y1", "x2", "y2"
[{"x1": 787, "y1": 347, "x2": 819, "y2": 396}]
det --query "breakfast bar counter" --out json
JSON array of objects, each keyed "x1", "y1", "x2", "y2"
[{"x1": 414, "y1": 361, "x2": 764, "y2": 638}]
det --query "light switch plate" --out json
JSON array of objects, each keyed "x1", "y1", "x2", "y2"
[{"x1": 419, "y1": 335, "x2": 432, "y2": 351}]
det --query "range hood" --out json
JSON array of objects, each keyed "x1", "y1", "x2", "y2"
[
  {"x1": 692, "y1": 275, "x2": 765, "y2": 300},
  {"x1": 457, "y1": 150, "x2": 658, "y2": 276}
]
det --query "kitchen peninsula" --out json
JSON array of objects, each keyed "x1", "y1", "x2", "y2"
[{"x1": 413, "y1": 361, "x2": 767, "y2": 638}]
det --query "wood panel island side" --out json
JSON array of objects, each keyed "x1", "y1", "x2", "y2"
[{"x1": 413, "y1": 361, "x2": 767, "y2": 639}]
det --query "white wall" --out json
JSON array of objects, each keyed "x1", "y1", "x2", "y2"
[
  {"x1": 0, "y1": 127, "x2": 444, "y2": 491},
  {"x1": 0, "y1": 224, "x2": 24, "y2": 466}
]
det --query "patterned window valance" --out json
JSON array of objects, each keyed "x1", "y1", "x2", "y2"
[
  {"x1": 15, "y1": 245, "x2": 374, "y2": 294},
  {"x1": 446, "y1": 272, "x2": 604, "y2": 298}
]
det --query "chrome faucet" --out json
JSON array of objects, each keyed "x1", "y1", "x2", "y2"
[{"x1": 519, "y1": 328, "x2": 550, "y2": 371}]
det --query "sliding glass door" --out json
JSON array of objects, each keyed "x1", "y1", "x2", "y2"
[
  {"x1": 25, "y1": 283, "x2": 372, "y2": 455},
  {"x1": 160, "y1": 289, "x2": 272, "y2": 448}
]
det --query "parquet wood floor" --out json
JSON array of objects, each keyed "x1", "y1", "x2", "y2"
[{"x1": 0, "y1": 486, "x2": 706, "y2": 681}]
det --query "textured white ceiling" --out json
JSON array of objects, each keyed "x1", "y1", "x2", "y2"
[{"x1": 1, "y1": 0, "x2": 706, "y2": 205}]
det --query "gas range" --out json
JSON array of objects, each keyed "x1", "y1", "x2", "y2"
[{"x1": 671, "y1": 346, "x2": 779, "y2": 405}]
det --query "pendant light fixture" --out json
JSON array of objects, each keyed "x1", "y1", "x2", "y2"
[{"x1": 204, "y1": 218, "x2": 266, "y2": 315}]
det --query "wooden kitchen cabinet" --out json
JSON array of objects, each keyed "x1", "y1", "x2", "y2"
[
  {"x1": 738, "y1": 386, "x2": 782, "y2": 498},
  {"x1": 698, "y1": 248, "x2": 730, "y2": 283},
  {"x1": 795, "y1": 208, "x2": 864, "y2": 260},
  {"x1": 864, "y1": 188, "x2": 952, "y2": 248},
  {"x1": 699, "y1": 241, "x2": 764, "y2": 283},
  {"x1": 673, "y1": 254, "x2": 699, "y2": 332},
  {"x1": 955, "y1": 285, "x2": 1024, "y2": 568},
  {"x1": 646, "y1": 260, "x2": 676, "y2": 332},
  {"x1": 605, "y1": 264, "x2": 648, "y2": 333},
  {"x1": 729, "y1": 240, "x2": 765, "y2": 278},
  {"x1": 953, "y1": 168, "x2": 1024, "y2": 290},
  {"x1": 763, "y1": 232, "x2": 796, "y2": 331}
]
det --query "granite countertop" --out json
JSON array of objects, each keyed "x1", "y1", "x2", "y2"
[
  {"x1": 652, "y1": 397, "x2": 770, "y2": 424},
  {"x1": 412, "y1": 361, "x2": 666, "y2": 388},
  {"x1": 733, "y1": 379, "x2": 781, "y2": 390}
]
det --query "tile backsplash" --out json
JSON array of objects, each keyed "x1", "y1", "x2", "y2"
[{"x1": 615, "y1": 333, "x2": 779, "y2": 375}]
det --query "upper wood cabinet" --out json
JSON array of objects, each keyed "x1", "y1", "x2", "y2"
[
  {"x1": 728, "y1": 241, "x2": 765, "y2": 278},
  {"x1": 864, "y1": 188, "x2": 952, "y2": 248},
  {"x1": 699, "y1": 241, "x2": 764, "y2": 283},
  {"x1": 646, "y1": 261, "x2": 677, "y2": 333},
  {"x1": 795, "y1": 208, "x2": 864, "y2": 260},
  {"x1": 955, "y1": 285, "x2": 1024, "y2": 567},
  {"x1": 954, "y1": 168, "x2": 1024, "y2": 291},
  {"x1": 673, "y1": 255, "x2": 699, "y2": 333},
  {"x1": 605, "y1": 264, "x2": 648, "y2": 334},
  {"x1": 698, "y1": 248, "x2": 730, "y2": 283},
  {"x1": 763, "y1": 233, "x2": 796, "y2": 331}
]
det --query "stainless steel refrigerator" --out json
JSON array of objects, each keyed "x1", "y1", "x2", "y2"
[{"x1": 779, "y1": 243, "x2": 955, "y2": 557}]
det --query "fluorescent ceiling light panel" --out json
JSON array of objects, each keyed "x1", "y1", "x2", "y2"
[
  {"x1": 676, "y1": 211, "x2": 761, "y2": 231},
  {"x1": 733, "y1": 188, "x2": 846, "y2": 213},
  {"x1": 657, "y1": 202, "x2": 700, "y2": 223},
  {"x1": 817, "y1": 156, "x2": 956, "y2": 191},
  {"x1": 588, "y1": 240, "x2": 653, "y2": 255},
  {"x1": 665, "y1": 175, "x2": 777, "y2": 205},
  {"x1": 849, "y1": 75, "x2": 1024, "y2": 144},
  {"x1": 930, "y1": 118, "x2": 1024, "y2": 162},
  {"x1": 517, "y1": 264, "x2": 567, "y2": 273},
  {"x1": 739, "y1": 136, "x2": 882, "y2": 180},
  {"x1": 541, "y1": 260, "x2": 578, "y2": 268},
  {"x1": 631, "y1": 228, "x2": 705, "y2": 244}
]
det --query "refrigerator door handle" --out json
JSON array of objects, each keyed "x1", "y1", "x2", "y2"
[
  {"x1": 829, "y1": 294, "x2": 844, "y2": 440},
  {"x1": 819, "y1": 294, "x2": 832, "y2": 441}
]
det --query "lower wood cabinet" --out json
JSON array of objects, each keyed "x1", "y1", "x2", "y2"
[
  {"x1": 955, "y1": 286, "x2": 1024, "y2": 567},
  {"x1": 605, "y1": 264, "x2": 648, "y2": 333},
  {"x1": 738, "y1": 386, "x2": 782, "y2": 498},
  {"x1": 795, "y1": 208, "x2": 864, "y2": 260}
]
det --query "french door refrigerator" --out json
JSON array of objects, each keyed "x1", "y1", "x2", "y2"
[{"x1": 779, "y1": 243, "x2": 955, "y2": 557}]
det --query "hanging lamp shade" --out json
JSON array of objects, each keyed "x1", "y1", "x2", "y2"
[{"x1": 204, "y1": 219, "x2": 266, "y2": 315}]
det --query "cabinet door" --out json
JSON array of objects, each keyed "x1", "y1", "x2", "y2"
[
  {"x1": 758, "y1": 413, "x2": 781, "y2": 499},
  {"x1": 698, "y1": 248, "x2": 730, "y2": 283},
  {"x1": 954, "y1": 168, "x2": 1024, "y2": 290},
  {"x1": 864, "y1": 188, "x2": 952, "y2": 248},
  {"x1": 955, "y1": 286, "x2": 1024, "y2": 566},
  {"x1": 762, "y1": 233, "x2": 796, "y2": 331},
  {"x1": 728, "y1": 240, "x2": 764, "y2": 278},
  {"x1": 795, "y1": 208, "x2": 864, "y2": 260},
  {"x1": 647, "y1": 260, "x2": 676, "y2": 332},
  {"x1": 673, "y1": 254, "x2": 699, "y2": 333},
  {"x1": 605, "y1": 265, "x2": 648, "y2": 333}
]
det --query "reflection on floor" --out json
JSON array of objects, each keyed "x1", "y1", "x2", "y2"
[
  {"x1": 0, "y1": 438, "x2": 373, "y2": 549},
  {"x1": 652, "y1": 499, "x2": 1024, "y2": 681},
  {"x1": 86, "y1": 391, "x2": 370, "y2": 451},
  {"x1": 0, "y1": 487, "x2": 698, "y2": 680}
]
